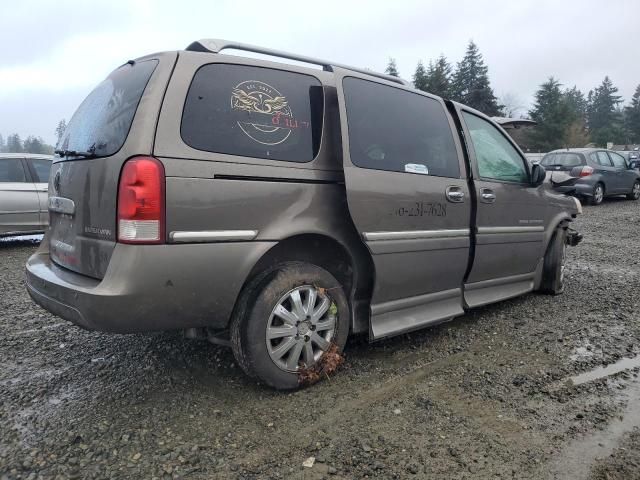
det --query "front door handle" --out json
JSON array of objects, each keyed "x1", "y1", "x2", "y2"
[
  {"x1": 445, "y1": 186, "x2": 465, "y2": 203},
  {"x1": 480, "y1": 188, "x2": 496, "y2": 203}
]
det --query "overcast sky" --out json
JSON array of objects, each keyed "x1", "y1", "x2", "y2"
[{"x1": 1, "y1": 0, "x2": 638, "y2": 145}]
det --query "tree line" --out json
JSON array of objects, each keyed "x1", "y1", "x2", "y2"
[
  {"x1": 0, "y1": 133, "x2": 55, "y2": 155},
  {"x1": 0, "y1": 120, "x2": 66, "y2": 155},
  {"x1": 385, "y1": 41, "x2": 640, "y2": 151}
]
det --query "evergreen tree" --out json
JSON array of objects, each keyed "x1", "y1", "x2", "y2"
[
  {"x1": 451, "y1": 41, "x2": 502, "y2": 115},
  {"x1": 624, "y1": 84, "x2": 640, "y2": 143},
  {"x1": 6, "y1": 134, "x2": 23, "y2": 153},
  {"x1": 0, "y1": 134, "x2": 4, "y2": 153},
  {"x1": 424, "y1": 55, "x2": 453, "y2": 98},
  {"x1": 562, "y1": 86, "x2": 590, "y2": 147},
  {"x1": 385, "y1": 58, "x2": 399, "y2": 77},
  {"x1": 23, "y1": 136, "x2": 50, "y2": 154},
  {"x1": 413, "y1": 61, "x2": 428, "y2": 91},
  {"x1": 526, "y1": 77, "x2": 572, "y2": 151},
  {"x1": 587, "y1": 76, "x2": 625, "y2": 146},
  {"x1": 563, "y1": 86, "x2": 587, "y2": 123},
  {"x1": 55, "y1": 119, "x2": 67, "y2": 146}
]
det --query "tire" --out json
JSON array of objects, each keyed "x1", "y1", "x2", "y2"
[
  {"x1": 588, "y1": 183, "x2": 604, "y2": 205},
  {"x1": 540, "y1": 228, "x2": 567, "y2": 295},
  {"x1": 626, "y1": 180, "x2": 640, "y2": 200},
  {"x1": 230, "y1": 262, "x2": 349, "y2": 390}
]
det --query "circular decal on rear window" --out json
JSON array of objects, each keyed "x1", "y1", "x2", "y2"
[{"x1": 231, "y1": 81, "x2": 294, "y2": 145}]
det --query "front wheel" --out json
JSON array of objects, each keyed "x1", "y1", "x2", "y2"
[
  {"x1": 627, "y1": 181, "x2": 640, "y2": 200},
  {"x1": 230, "y1": 262, "x2": 349, "y2": 390},
  {"x1": 540, "y1": 228, "x2": 567, "y2": 295}
]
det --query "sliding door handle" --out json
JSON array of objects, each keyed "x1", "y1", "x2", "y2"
[
  {"x1": 480, "y1": 188, "x2": 496, "y2": 203},
  {"x1": 446, "y1": 186, "x2": 465, "y2": 203}
]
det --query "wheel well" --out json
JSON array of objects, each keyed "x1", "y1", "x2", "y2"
[
  {"x1": 249, "y1": 234, "x2": 353, "y2": 287},
  {"x1": 234, "y1": 234, "x2": 374, "y2": 335}
]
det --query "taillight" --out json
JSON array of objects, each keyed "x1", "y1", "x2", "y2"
[
  {"x1": 117, "y1": 156, "x2": 165, "y2": 244},
  {"x1": 579, "y1": 166, "x2": 594, "y2": 177}
]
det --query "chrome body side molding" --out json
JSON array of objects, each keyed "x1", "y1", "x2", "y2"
[
  {"x1": 362, "y1": 229, "x2": 470, "y2": 242},
  {"x1": 477, "y1": 226, "x2": 544, "y2": 234},
  {"x1": 170, "y1": 230, "x2": 258, "y2": 243}
]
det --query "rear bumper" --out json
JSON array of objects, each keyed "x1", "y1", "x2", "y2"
[
  {"x1": 552, "y1": 182, "x2": 593, "y2": 197},
  {"x1": 26, "y1": 238, "x2": 274, "y2": 333}
]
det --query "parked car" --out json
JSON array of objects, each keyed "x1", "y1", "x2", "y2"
[
  {"x1": 26, "y1": 39, "x2": 581, "y2": 389},
  {"x1": 619, "y1": 151, "x2": 640, "y2": 169},
  {"x1": 541, "y1": 148, "x2": 640, "y2": 205},
  {"x1": 0, "y1": 154, "x2": 53, "y2": 237},
  {"x1": 524, "y1": 153, "x2": 545, "y2": 165}
]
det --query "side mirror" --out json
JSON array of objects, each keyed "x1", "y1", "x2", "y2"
[
  {"x1": 530, "y1": 163, "x2": 546, "y2": 187},
  {"x1": 629, "y1": 160, "x2": 638, "y2": 170}
]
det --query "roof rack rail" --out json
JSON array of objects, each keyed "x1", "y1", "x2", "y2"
[{"x1": 186, "y1": 39, "x2": 409, "y2": 87}]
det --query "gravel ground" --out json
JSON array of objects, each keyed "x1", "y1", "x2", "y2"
[{"x1": 1, "y1": 197, "x2": 640, "y2": 480}]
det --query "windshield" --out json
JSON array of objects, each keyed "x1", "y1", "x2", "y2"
[
  {"x1": 541, "y1": 152, "x2": 583, "y2": 167},
  {"x1": 57, "y1": 59, "x2": 158, "y2": 157}
]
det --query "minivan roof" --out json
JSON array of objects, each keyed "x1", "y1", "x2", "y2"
[{"x1": 185, "y1": 38, "x2": 410, "y2": 87}]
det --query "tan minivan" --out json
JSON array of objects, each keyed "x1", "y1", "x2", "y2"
[{"x1": 26, "y1": 40, "x2": 581, "y2": 389}]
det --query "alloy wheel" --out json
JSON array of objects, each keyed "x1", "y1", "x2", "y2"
[
  {"x1": 265, "y1": 285, "x2": 337, "y2": 372},
  {"x1": 594, "y1": 185, "x2": 604, "y2": 204}
]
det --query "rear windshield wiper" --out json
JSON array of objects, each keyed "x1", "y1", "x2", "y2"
[{"x1": 54, "y1": 149, "x2": 98, "y2": 159}]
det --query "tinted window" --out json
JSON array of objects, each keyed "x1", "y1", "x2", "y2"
[
  {"x1": 342, "y1": 77, "x2": 459, "y2": 178},
  {"x1": 541, "y1": 152, "x2": 583, "y2": 167},
  {"x1": 182, "y1": 64, "x2": 323, "y2": 162},
  {"x1": 29, "y1": 159, "x2": 52, "y2": 182},
  {"x1": 596, "y1": 151, "x2": 613, "y2": 166},
  {"x1": 58, "y1": 60, "x2": 158, "y2": 157},
  {"x1": 462, "y1": 113, "x2": 528, "y2": 183},
  {"x1": 0, "y1": 159, "x2": 27, "y2": 182},
  {"x1": 609, "y1": 152, "x2": 627, "y2": 168}
]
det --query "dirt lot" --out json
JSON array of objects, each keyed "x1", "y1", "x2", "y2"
[{"x1": 1, "y1": 198, "x2": 640, "y2": 480}]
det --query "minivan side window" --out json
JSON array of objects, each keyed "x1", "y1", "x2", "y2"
[
  {"x1": 609, "y1": 151, "x2": 627, "y2": 169},
  {"x1": 181, "y1": 64, "x2": 323, "y2": 163},
  {"x1": 462, "y1": 112, "x2": 528, "y2": 183},
  {"x1": 342, "y1": 77, "x2": 460, "y2": 178},
  {"x1": 0, "y1": 159, "x2": 27, "y2": 182}
]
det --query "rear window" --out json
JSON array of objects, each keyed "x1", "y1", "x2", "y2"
[
  {"x1": 541, "y1": 153, "x2": 583, "y2": 167},
  {"x1": 58, "y1": 59, "x2": 158, "y2": 157},
  {"x1": 181, "y1": 64, "x2": 323, "y2": 162},
  {"x1": 30, "y1": 159, "x2": 52, "y2": 182},
  {"x1": 342, "y1": 77, "x2": 459, "y2": 178},
  {"x1": 0, "y1": 159, "x2": 26, "y2": 182}
]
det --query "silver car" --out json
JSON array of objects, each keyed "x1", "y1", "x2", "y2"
[{"x1": 0, "y1": 154, "x2": 53, "y2": 237}]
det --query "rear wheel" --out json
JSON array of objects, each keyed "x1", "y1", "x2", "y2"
[
  {"x1": 230, "y1": 262, "x2": 349, "y2": 390},
  {"x1": 627, "y1": 181, "x2": 640, "y2": 200},
  {"x1": 540, "y1": 228, "x2": 567, "y2": 295},
  {"x1": 588, "y1": 183, "x2": 604, "y2": 205}
]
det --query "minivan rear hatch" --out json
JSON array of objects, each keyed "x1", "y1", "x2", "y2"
[{"x1": 49, "y1": 58, "x2": 162, "y2": 279}]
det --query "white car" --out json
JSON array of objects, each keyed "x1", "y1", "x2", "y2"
[{"x1": 0, "y1": 153, "x2": 52, "y2": 237}]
